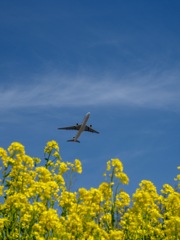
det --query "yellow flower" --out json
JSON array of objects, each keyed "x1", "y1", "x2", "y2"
[
  {"x1": 0, "y1": 186, "x2": 4, "y2": 196},
  {"x1": 106, "y1": 160, "x2": 111, "y2": 171},
  {"x1": 1, "y1": 140, "x2": 180, "y2": 239},
  {"x1": 99, "y1": 182, "x2": 112, "y2": 199},
  {"x1": 36, "y1": 166, "x2": 52, "y2": 182},
  {"x1": 109, "y1": 229, "x2": 124, "y2": 239},
  {"x1": 115, "y1": 191, "x2": 130, "y2": 209},
  {"x1": 59, "y1": 162, "x2": 69, "y2": 174},
  {"x1": 8, "y1": 142, "x2": 25, "y2": 155},
  {"x1": 59, "y1": 191, "x2": 77, "y2": 208},
  {"x1": 111, "y1": 158, "x2": 123, "y2": 172},
  {"x1": 0, "y1": 218, "x2": 8, "y2": 231},
  {"x1": 74, "y1": 159, "x2": 82, "y2": 174},
  {"x1": 44, "y1": 140, "x2": 59, "y2": 154},
  {"x1": 54, "y1": 174, "x2": 65, "y2": 186},
  {"x1": 39, "y1": 208, "x2": 60, "y2": 230},
  {"x1": 161, "y1": 184, "x2": 174, "y2": 195},
  {"x1": 52, "y1": 151, "x2": 61, "y2": 159},
  {"x1": 115, "y1": 172, "x2": 129, "y2": 184},
  {"x1": 0, "y1": 148, "x2": 8, "y2": 167}
]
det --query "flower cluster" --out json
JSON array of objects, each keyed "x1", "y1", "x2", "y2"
[{"x1": 0, "y1": 141, "x2": 180, "y2": 239}]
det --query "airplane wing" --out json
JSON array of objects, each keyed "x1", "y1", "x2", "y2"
[
  {"x1": 57, "y1": 125, "x2": 81, "y2": 131},
  {"x1": 84, "y1": 125, "x2": 99, "y2": 134}
]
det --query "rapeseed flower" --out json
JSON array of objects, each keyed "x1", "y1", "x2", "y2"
[
  {"x1": 0, "y1": 141, "x2": 180, "y2": 239},
  {"x1": 44, "y1": 140, "x2": 59, "y2": 154}
]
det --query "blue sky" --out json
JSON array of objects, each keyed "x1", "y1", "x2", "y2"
[{"x1": 1, "y1": 1, "x2": 180, "y2": 194}]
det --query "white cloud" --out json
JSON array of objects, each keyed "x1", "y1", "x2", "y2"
[{"x1": 0, "y1": 69, "x2": 180, "y2": 111}]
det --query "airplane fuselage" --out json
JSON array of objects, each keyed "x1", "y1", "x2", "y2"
[
  {"x1": 58, "y1": 112, "x2": 99, "y2": 142},
  {"x1": 73, "y1": 112, "x2": 90, "y2": 142}
]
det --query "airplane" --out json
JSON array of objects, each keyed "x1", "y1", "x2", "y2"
[{"x1": 57, "y1": 112, "x2": 99, "y2": 143}]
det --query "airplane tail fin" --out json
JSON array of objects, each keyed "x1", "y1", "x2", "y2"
[{"x1": 67, "y1": 139, "x2": 80, "y2": 143}]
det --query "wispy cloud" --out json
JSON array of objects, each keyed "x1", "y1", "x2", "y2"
[{"x1": 1, "y1": 69, "x2": 180, "y2": 111}]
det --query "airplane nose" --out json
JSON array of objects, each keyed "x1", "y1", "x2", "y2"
[{"x1": 86, "y1": 112, "x2": 90, "y2": 116}]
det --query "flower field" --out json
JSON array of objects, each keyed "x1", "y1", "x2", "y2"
[{"x1": 0, "y1": 140, "x2": 180, "y2": 239}]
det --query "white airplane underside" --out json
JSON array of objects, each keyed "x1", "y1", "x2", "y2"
[{"x1": 57, "y1": 112, "x2": 99, "y2": 143}]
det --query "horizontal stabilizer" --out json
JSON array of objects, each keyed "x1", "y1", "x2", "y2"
[{"x1": 67, "y1": 139, "x2": 80, "y2": 143}]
